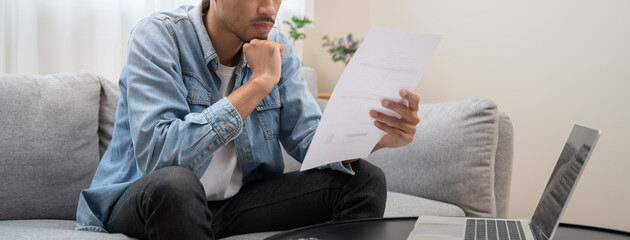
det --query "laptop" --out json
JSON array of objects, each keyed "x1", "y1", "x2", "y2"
[{"x1": 408, "y1": 124, "x2": 601, "y2": 240}]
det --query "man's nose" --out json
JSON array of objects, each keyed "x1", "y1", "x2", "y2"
[{"x1": 258, "y1": 0, "x2": 278, "y2": 19}]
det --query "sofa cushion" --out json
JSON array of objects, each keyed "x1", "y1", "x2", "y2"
[
  {"x1": 0, "y1": 72, "x2": 103, "y2": 220},
  {"x1": 0, "y1": 220, "x2": 133, "y2": 240},
  {"x1": 368, "y1": 99, "x2": 499, "y2": 217}
]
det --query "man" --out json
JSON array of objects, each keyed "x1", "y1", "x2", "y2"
[{"x1": 76, "y1": 0, "x2": 421, "y2": 239}]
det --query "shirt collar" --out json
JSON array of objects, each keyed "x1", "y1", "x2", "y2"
[{"x1": 188, "y1": 3, "x2": 248, "y2": 69}]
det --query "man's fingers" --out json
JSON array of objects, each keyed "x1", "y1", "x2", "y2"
[
  {"x1": 381, "y1": 99, "x2": 420, "y2": 125},
  {"x1": 400, "y1": 90, "x2": 420, "y2": 112},
  {"x1": 370, "y1": 110, "x2": 416, "y2": 134},
  {"x1": 278, "y1": 44, "x2": 284, "y2": 59},
  {"x1": 242, "y1": 39, "x2": 284, "y2": 90},
  {"x1": 244, "y1": 39, "x2": 284, "y2": 58},
  {"x1": 374, "y1": 121, "x2": 413, "y2": 143}
]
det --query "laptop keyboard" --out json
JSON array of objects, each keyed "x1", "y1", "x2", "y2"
[{"x1": 465, "y1": 219, "x2": 527, "y2": 240}]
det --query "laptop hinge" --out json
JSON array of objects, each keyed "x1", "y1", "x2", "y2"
[{"x1": 529, "y1": 221, "x2": 548, "y2": 240}]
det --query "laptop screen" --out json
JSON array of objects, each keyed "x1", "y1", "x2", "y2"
[{"x1": 530, "y1": 124, "x2": 601, "y2": 240}]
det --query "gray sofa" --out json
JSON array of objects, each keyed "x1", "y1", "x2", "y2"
[{"x1": 0, "y1": 71, "x2": 513, "y2": 240}]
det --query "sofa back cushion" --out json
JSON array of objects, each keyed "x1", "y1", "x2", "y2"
[
  {"x1": 0, "y1": 72, "x2": 103, "y2": 220},
  {"x1": 368, "y1": 99, "x2": 499, "y2": 217}
]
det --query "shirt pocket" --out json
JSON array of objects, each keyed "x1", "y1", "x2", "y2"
[
  {"x1": 255, "y1": 86, "x2": 281, "y2": 140},
  {"x1": 182, "y1": 72, "x2": 212, "y2": 112}
]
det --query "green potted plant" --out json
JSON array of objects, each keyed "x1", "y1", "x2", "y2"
[
  {"x1": 283, "y1": 16, "x2": 312, "y2": 60},
  {"x1": 321, "y1": 33, "x2": 362, "y2": 65},
  {"x1": 283, "y1": 16, "x2": 313, "y2": 42}
]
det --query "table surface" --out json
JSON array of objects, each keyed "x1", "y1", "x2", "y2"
[{"x1": 266, "y1": 217, "x2": 630, "y2": 240}]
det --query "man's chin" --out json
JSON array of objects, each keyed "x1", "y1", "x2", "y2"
[
  {"x1": 253, "y1": 36, "x2": 269, "y2": 41},
  {"x1": 243, "y1": 35, "x2": 269, "y2": 43},
  {"x1": 235, "y1": 30, "x2": 270, "y2": 43}
]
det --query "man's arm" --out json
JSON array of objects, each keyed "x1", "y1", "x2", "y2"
[{"x1": 227, "y1": 39, "x2": 284, "y2": 120}]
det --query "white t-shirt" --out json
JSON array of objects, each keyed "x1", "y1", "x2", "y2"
[{"x1": 199, "y1": 63, "x2": 243, "y2": 201}]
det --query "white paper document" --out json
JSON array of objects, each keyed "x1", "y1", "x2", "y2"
[{"x1": 300, "y1": 26, "x2": 442, "y2": 171}]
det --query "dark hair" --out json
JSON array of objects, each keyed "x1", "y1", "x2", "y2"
[{"x1": 202, "y1": 0, "x2": 210, "y2": 12}]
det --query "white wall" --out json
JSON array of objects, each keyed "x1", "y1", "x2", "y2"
[
  {"x1": 301, "y1": 0, "x2": 371, "y2": 92},
  {"x1": 304, "y1": 0, "x2": 630, "y2": 232}
]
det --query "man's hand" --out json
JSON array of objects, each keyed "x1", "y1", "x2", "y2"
[
  {"x1": 342, "y1": 90, "x2": 420, "y2": 165},
  {"x1": 228, "y1": 40, "x2": 284, "y2": 120},
  {"x1": 370, "y1": 89, "x2": 420, "y2": 152},
  {"x1": 242, "y1": 39, "x2": 284, "y2": 92}
]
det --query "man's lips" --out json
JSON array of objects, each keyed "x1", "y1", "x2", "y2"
[{"x1": 254, "y1": 22, "x2": 273, "y2": 32}]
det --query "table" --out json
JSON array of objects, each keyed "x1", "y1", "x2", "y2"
[
  {"x1": 265, "y1": 217, "x2": 630, "y2": 240},
  {"x1": 555, "y1": 223, "x2": 630, "y2": 240},
  {"x1": 317, "y1": 92, "x2": 331, "y2": 100}
]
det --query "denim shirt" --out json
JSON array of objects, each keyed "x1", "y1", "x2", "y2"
[{"x1": 76, "y1": 4, "x2": 351, "y2": 232}]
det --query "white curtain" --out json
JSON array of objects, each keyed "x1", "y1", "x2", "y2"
[{"x1": 1, "y1": 0, "x2": 308, "y2": 82}]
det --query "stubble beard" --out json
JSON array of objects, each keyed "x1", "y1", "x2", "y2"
[{"x1": 225, "y1": 16, "x2": 275, "y2": 43}]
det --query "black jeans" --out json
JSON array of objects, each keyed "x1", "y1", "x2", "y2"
[{"x1": 104, "y1": 160, "x2": 387, "y2": 240}]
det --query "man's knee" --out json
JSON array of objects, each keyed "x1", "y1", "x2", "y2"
[
  {"x1": 344, "y1": 160, "x2": 388, "y2": 218},
  {"x1": 148, "y1": 166, "x2": 205, "y2": 203},
  {"x1": 352, "y1": 160, "x2": 387, "y2": 193}
]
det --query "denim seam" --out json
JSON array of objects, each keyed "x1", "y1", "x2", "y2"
[
  {"x1": 183, "y1": 71, "x2": 212, "y2": 92},
  {"x1": 224, "y1": 99, "x2": 244, "y2": 134},
  {"x1": 182, "y1": 71, "x2": 213, "y2": 106},
  {"x1": 255, "y1": 103, "x2": 281, "y2": 111},
  {"x1": 76, "y1": 226, "x2": 108, "y2": 233},
  {"x1": 160, "y1": 20, "x2": 180, "y2": 57},
  {"x1": 185, "y1": 137, "x2": 214, "y2": 172},
  {"x1": 152, "y1": 14, "x2": 191, "y2": 25},
  {"x1": 207, "y1": 99, "x2": 242, "y2": 141},
  {"x1": 204, "y1": 108, "x2": 230, "y2": 144},
  {"x1": 255, "y1": 109, "x2": 279, "y2": 139},
  {"x1": 172, "y1": 17, "x2": 192, "y2": 24}
]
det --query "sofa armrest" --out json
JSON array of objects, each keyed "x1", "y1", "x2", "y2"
[
  {"x1": 494, "y1": 112, "x2": 514, "y2": 218},
  {"x1": 97, "y1": 75, "x2": 120, "y2": 158},
  {"x1": 300, "y1": 66, "x2": 318, "y2": 100},
  {"x1": 367, "y1": 99, "x2": 504, "y2": 218}
]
